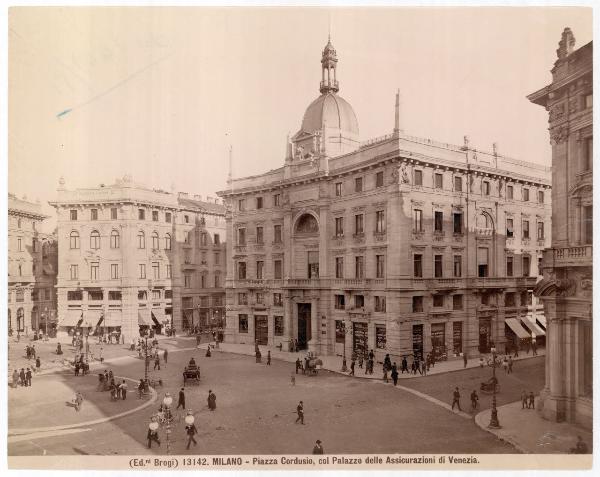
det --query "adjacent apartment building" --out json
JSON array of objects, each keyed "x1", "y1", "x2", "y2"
[
  {"x1": 8, "y1": 193, "x2": 58, "y2": 336},
  {"x1": 49, "y1": 175, "x2": 226, "y2": 342},
  {"x1": 218, "y1": 38, "x2": 552, "y2": 363},
  {"x1": 529, "y1": 28, "x2": 592, "y2": 429}
]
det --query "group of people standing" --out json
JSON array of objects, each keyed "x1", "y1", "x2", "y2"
[{"x1": 11, "y1": 367, "x2": 33, "y2": 387}]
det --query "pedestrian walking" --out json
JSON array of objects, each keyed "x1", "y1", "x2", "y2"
[
  {"x1": 295, "y1": 401, "x2": 305, "y2": 425},
  {"x1": 528, "y1": 391, "x2": 535, "y2": 409},
  {"x1": 295, "y1": 358, "x2": 301, "y2": 374},
  {"x1": 56, "y1": 342, "x2": 63, "y2": 355},
  {"x1": 479, "y1": 357, "x2": 484, "y2": 368},
  {"x1": 19, "y1": 368, "x2": 26, "y2": 386},
  {"x1": 121, "y1": 380, "x2": 128, "y2": 400},
  {"x1": 470, "y1": 390, "x2": 479, "y2": 410},
  {"x1": 463, "y1": 353, "x2": 468, "y2": 368},
  {"x1": 74, "y1": 362, "x2": 80, "y2": 377},
  {"x1": 349, "y1": 359, "x2": 355, "y2": 376},
  {"x1": 521, "y1": 390, "x2": 528, "y2": 409},
  {"x1": 502, "y1": 356, "x2": 508, "y2": 374},
  {"x1": 532, "y1": 339, "x2": 538, "y2": 356},
  {"x1": 163, "y1": 348, "x2": 168, "y2": 364},
  {"x1": 401, "y1": 357, "x2": 408, "y2": 374},
  {"x1": 513, "y1": 343, "x2": 519, "y2": 358},
  {"x1": 208, "y1": 390, "x2": 217, "y2": 411},
  {"x1": 391, "y1": 363, "x2": 399, "y2": 386},
  {"x1": 154, "y1": 354, "x2": 161, "y2": 371},
  {"x1": 312, "y1": 440, "x2": 324, "y2": 454},
  {"x1": 185, "y1": 419, "x2": 198, "y2": 449},
  {"x1": 147, "y1": 426, "x2": 161, "y2": 448},
  {"x1": 451, "y1": 387, "x2": 462, "y2": 411},
  {"x1": 384, "y1": 354, "x2": 392, "y2": 371},
  {"x1": 177, "y1": 388, "x2": 186, "y2": 409},
  {"x1": 99, "y1": 347, "x2": 104, "y2": 363},
  {"x1": 26, "y1": 368, "x2": 32, "y2": 386},
  {"x1": 75, "y1": 392, "x2": 84, "y2": 412},
  {"x1": 267, "y1": 350, "x2": 271, "y2": 365},
  {"x1": 32, "y1": 344, "x2": 36, "y2": 359},
  {"x1": 383, "y1": 366, "x2": 389, "y2": 383},
  {"x1": 508, "y1": 356, "x2": 513, "y2": 374},
  {"x1": 12, "y1": 369, "x2": 19, "y2": 388},
  {"x1": 526, "y1": 340, "x2": 531, "y2": 355},
  {"x1": 358, "y1": 355, "x2": 364, "y2": 369},
  {"x1": 421, "y1": 358, "x2": 427, "y2": 376}
]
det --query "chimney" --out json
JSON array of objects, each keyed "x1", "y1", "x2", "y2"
[{"x1": 394, "y1": 89, "x2": 403, "y2": 135}]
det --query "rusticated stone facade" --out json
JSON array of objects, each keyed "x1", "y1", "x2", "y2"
[{"x1": 529, "y1": 28, "x2": 592, "y2": 429}]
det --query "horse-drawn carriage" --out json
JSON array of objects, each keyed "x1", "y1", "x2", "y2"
[
  {"x1": 304, "y1": 354, "x2": 323, "y2": 376},
  {"x1": 182, "y1": 358, "x2": 200, "y2": 386},
  {"x1": 480, "y1": 376, "x2": 500, "y2": 394}
]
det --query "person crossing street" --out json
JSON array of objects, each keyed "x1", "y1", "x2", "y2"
[
  {"x1": 295, "y1": 401, "x2": 305, "y2": 425},
  {"x1": 451, "y1": 387, "x2": 462, "y2": 411}
]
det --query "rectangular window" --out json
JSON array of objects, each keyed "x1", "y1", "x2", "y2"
[
  {"x1": 166, "y1": 264, "x2": 172, "y2": 279},
  {"x1": 70, "y1": 209, "x2": 78, "y2": 221},
  {"x1": 256, "y1": 197, "x2": 263, "y2": 209},
  {"x1": 308, "y1": 251, "x2": 319, "y2": 279},
  {"x1": 335, "y1": 321, "x2": 345, "y2": 343},
  {"x1": 335, "y1": 294, "x2": 345, "y2": 310},
  {"x1": 507, "y1": 185, "x2": 514, "y2": 200},
  {"x1": 274, "y1": 260, "x2": 283, "y2": 279},
  {"x1": 412, "y1": 296, "x2": 423, "y2": 313},
  {"x1": 164, "y1": 290, "x2": 173, "y2": 299},
  {"x1": 433, "y1": 295, "x2": 444, "y2": 307},
  {"x1": 584, "y1": 206, "x2": 593, "y2": 244},
  {"x1": 413, "y1": 209, "x2": 423, "y2": 232},
  {"x1": 414, "y1": 254, "x2": 423, "y2": 277},
  {"x1": 238, "y1": 262, "x2": 247, "y2": 280},
  {"x1": 151, "y1": 210, "x2": 158, "y2": 222},
  {"x1": 506, "y1": 218, "x2": 514, "y2": 238},
  {"x1": 67, "y1": 290, "x2": 83, "y2": 301},
  {"x1": 354, "y1": 295, "x2": 365, "y2": 308},
  {"x1": 585, "y1": 93, "x2": 593, "y2": 108},
  {"x1": 453, "y1": 294, "x2": 463, "y2": 310},
  {"x1": 273, "y1": 293, "x2": 283, "y2": 307},
  {"x1": 88, "y1": 290, "x2": 103, "y2": 301},
  {"x1": 335, "y1": 217, "x2": 344, "y2": 237},
  {"x1": 17, "y1": 238, "x2": 22, "y2": 251},
  {"x1": 538, "y1": 190, "x2": 545, "y2": 203},
  {"x1": 238, "y1": 314, "x2": 248, "y2": 333},
  {"x1": 273, "y1": 224, "x2": 282, "y2": 243},
  {"x1": 522, "y1": 256, "x2": 530, "y2": 277},
  {"x1": 483, "y1": 181, "x2": 490, "y2": 195},
  {"x1": 165, "y1": 212, "x2": 172, "y2": 223},
  {"x1": 523, "y1": 220, "x2": 530, "y2": 239},
  {"x1": 111, "y1": 263, "x2": 119, "y2": 279},
  {"x1": 454, "y1": 176, "x2": 463, "y2": 192},
  {"x1": 109, "y1": 291, "x2": 122, "y2": 301},
  {"x1": 238, "y1": 199, "x2": 246, "y2": 212},
  {"x1": 519, "y1": 291, "x2": 527, "y2": 307},
  {"x1": 538, "y1": 257, "x2": 543, "y2": 276},
  {"x1": 237, "y1": 228, "x2": 246, "y2": 246},
  {"x1": 139, "y1": 264, "x2": 146, "y2": 279},
  {"x1": 111, "y1": 208, "x2": 118, "y2": 220},
  {"x1": 200, "y1": 274, "x2": 206, "y2": 288},
  {"x1": 583, "y1": 137, "x2": 593, "y2": 171},
  {"x1": 506, "y1": 256, "x2": 514, "y2": 277},
  {"x1": 214, "y1": 234, "x2": 220, "y2": 246},
  {"x1": 256, "y1": 292, "x2": 264, "y2": 304},
  {"x1": 375, "y1": 210, "x2": 386, "y2": 233},
  {"x1": 274, "y1": 316, "x2": 284, "y2": 336},
  {"x1": 453, "y1": 255, "x2": 462, "y2": 277},
  {"x1": 273, "y1": 194, "x2": 281, "y2": 207},
  {"x1": 184, "y1": 273, "x2": 191, "y2": 288},
  {"x1": 434, "y1": 254, "x2": 443, "y2": 278},
  {"x1": 335, "y1": 257, "x2": 344, "y2": 278},
  {"x1": 184, "y1": 215, "x2": 189, "y2": 224},
  {"x1": 355, "y1": 256, "x2": 364, "y2": 279},
  {"x1": 434, "y1": 211, "x2": 443, "y2": 232},
  {"x1": 138, "y1": 209, "x2": 145, "y2": 220},
  {"x1": 355, "y1": 214, "x2": 364, "y2": 235},
  {"x1": 376, "y1": 255, "x2": 385, "y2": 278},
  {"x1": 376, "y1": 325, "x2": 386, "y2": 349},
  {"x1": 505, "y1": 292, "x2": 515, "y2": 307},
  {"x1": 335, "y1": 182, "x2": 343, "y2": 197},
  {"x1": 478, "y1": 247, "x2": 489, "y2": 277},
  {"x1": 537, "y1": 222, "x2": 545, "y2": 240},
  {"x1": 238, "y1": 293, "x2": 248, "y2": 305},
  {"x1": 354, "y1": 177, "x2": 363, "y2": 193},
  {"x1": 375, "y1": 296, "x2": 386, "y2": 312},
  {"x1": 90, "y1": 262, "x2": 99, "y2": 280},
  {"x1": 90, "y1": 208, "x2": 98, "y2": 220},
  {"x1": 522, "y1": 188, "x2": 529, "y2": 201},
  {"x1": 376, "y1": 171, "x2": 384, "y2": 188},
  {"x1": 414, "y1": 169, "x2": 423, "y2": 186},
  {"x1": 256, "y1": 226, "x2": 264, "y2": 244},
  {"x1": 152, "y1": 262, "x2": 160, "y2": 279},
  {"x1": 184, "y1": 231, "x2": 190, "y2": 245},
  {"x1": 138, "y1": 290, "x2": 147, "y2": 300},
  {"x1": 70, "y1": 264, "x2": 79, "y2": 280},
  {"x1": 434, "y1": 173, "x2": 443, "y2": 189}
]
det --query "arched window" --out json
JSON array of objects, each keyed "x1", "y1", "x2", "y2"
[
  {"x1": 70, "y1": 231, "x2": 80, "y2": 249},
  {"x1": 296, "y1": 213, "x2": 319, "y2": 234},
  {"x1": 152, "y1": 231, "x2": 160, "y2": 250},
  {"x1": 137, "y1": 231, "x2": 145, "y2": 249},
  {"x1": 90, "y1": 230, "x2": 101, "y2": 249},
  {"x1": 110, "y1": 230, "x2": 120, "y2": 248},
  {"x1": 164, "y1": 233, "x2": 172, "y2": 250}
]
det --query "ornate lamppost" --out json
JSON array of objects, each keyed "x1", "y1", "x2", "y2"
[
  {"x1": 339, "y1": 323, "x2": 352, "y2": 372},
  {"x1": 162, "y1": 392, "x2": 174, "y2": 454},
  {"x1": 144, "y1": 329, "x2": 150, "y2": 384},
  {"x1": 488, "y1": 346, "x2": 501, "y2": 428},
  {"x1": 43, "y1": 306, "x2": 49, "y2": 341}
]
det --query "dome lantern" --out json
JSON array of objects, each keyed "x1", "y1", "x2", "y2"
[{"x1": 320, "y1": 35, "x2": 339, "y2": 94}]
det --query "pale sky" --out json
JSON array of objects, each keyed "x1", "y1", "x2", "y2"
[{"x1": 8, "y1": 7, "x2": 593, "y2": 231}]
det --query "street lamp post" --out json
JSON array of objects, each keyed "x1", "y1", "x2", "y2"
[
  {"x1": 162, "y1": 393, "x2": 174, "y2": 454},
  {"x1": 488, "y1": 346, "x2": 501, "y2": 429},
  {"x1": 144, "y1": 332, "x2": 150, "y2": 384},
  {"x1": 44, "y1": 306, "x2": 49, "y2": 341}
]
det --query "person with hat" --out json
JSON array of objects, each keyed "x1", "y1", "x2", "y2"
[
  {"x1": 208, "y1": 390, "x2": 217, "y2": 411},
  {"x1": 295, "y1": 401, "x2": 305, "y2": 425},
  {"x1": 177, "y1": 388, "x2": 186, "y2": 410},
  {"x1": 185, "y1": 413, "x2": 198, "y2": 449},
  {"x1": 312, "y1": 440, "x2": 324, "y2": 454}
]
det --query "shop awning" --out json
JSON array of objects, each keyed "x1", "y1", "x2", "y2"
[
  {"x1": 83, "y1": 310, "x2": 102, "y2": 328},
  {"x1": 60, "y1": 309, "x2": 83, "y2": 327},
  {"x1": 536, "y1": 315, "x2": 547, "y2": 329},
  {"x1": 138, "y1": 309, "x2": 153, "y2": 326},
  {"x1": 505, "y1": 318, "x2": 531, "y2": 339},
  {"x1": 104, "y1": 311, "x2": 122, "y2": 327},
  {"x1": 521, "y1": 315, "x2": 546, "y2": 337},
  {"x1": 151, "y1": 308, "x2": 167, "y2": 324}
]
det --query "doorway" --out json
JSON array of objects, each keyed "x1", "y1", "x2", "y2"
[
  {"x1": 255, "y1": 315, "x2": 268, "y2": 345},
  {"x1": 479, "y1": 317, "x2": 492, "y2": 353},
  {"x1": 297, "y1": 304, "x2": 311, "y2": 350},
  {"x1": 353, "y1": 322, "x2": 368, "y2": 357}
]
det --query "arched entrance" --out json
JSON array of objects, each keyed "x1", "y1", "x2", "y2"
[{"x1": 17, "y1": 308, "x2": 25, "y2": 332}]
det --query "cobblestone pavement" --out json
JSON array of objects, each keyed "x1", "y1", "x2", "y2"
[{"x1": 8, "y1": 349, "x2": 515, "y2": 455}]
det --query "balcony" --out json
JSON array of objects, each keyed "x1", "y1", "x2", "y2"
[
  {"x1": 468, "y1": 276, "x2": 537, "y2": 289},
  {"x1": 236, "y1": 279, "x2": 269, "y2": 289},
  {"x1": 283, "y1": 278, "x2": 327, "y2": 289},
  {"x1": 332, "y1": 278, "x2": 385, "y2": 289},
  {"x1": 549, "y1": 245, "x2": 592, "y2": 267},
  {"x1": 412, "y1": 278, "x2": 463, "y2": 290}
]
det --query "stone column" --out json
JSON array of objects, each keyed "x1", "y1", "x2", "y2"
[
  {"x1": 309, "y1": 296, "x2": 319, "y2": 353},
  {"x1": 283, "y1": 295, "x2": 292, "y2": 351}
]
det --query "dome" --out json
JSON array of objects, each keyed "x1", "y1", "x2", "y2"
[{"x1": 300, "y1": 92, "x2": 359, "y2": 136}]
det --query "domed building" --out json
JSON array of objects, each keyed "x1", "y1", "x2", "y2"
[
  {"x1": 219, "y1": 38, "x2": 552, "y2": 368},
  {"x1": 290, "y1": 37, "x2": 360, "y2": 159}
]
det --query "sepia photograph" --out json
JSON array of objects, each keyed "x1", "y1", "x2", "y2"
[{"x1": 4, "y1": 3, "x2": 595, "y2": 471}]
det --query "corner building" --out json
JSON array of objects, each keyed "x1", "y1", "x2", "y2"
[
  {"x1": 219, "y1": 39, "x2": 552, "y2": 362},
  {"x1": 529, "y1": 29, "x2": 592, "y2": 429},
  {"x1": 49, "y1": 176, "x2": 226, "y2": 342}
]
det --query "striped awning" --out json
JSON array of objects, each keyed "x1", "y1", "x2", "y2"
[
  {"x1": 60, "y1": 309, "x2": 83, "y2": 327},
  {"x1": 505, "y1": 318, "x2": 531, "y2": 339},
  {"x1": 104, "y1": 311, "x2": 122, "y2": 327},
  {"x1": 151, "y1": 308, "x2": 167, "y2": 324},
  {"x1": 536, "y1": 315, "x2": 547, "y2": 329},
  {"x1": 83, "y1": 310, "x2": 102, "y2": 328},
  {"x1": 138, "y1": 309, "x2": 153, "y2": 326},
  {"x1": 522, "y1": 315, "x2": 546, "y2": 337}
]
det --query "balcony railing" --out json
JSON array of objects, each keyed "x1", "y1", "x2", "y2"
[{"x1": 551, "y1": 245, "x2": 592, "y2": 265}]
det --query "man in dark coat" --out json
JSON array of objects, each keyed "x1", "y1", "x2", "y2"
[
  {"x1": 295, "y1": 358, "x2": 301, "y2": 374},
  {"x1": 295, "y1": 401, "x2": 304, "y2": 425},
  {"x1": 391, "y1": 363, "x2": 399, "y2": 386},
  {"x1": 154, "y1": 354, "x2": 160, "y2": 370},
  {"x1": 163, "y1": 348, "x2": 168, "y2": 364},
  {"x1": 208, "y1": 390, "x2": 217, "y2": 411},
  {"x1": 26, "y1": 368, "x2": 32, "y2": 386},
  {"x1": 147, "y1": 428, "x2": 161, "y2": 448},
  {"x1": 185, "y1": 420, "x2": 198, "y2": 449},
  {"x1": 177, "y1": 388, "x2": 186, "y2": 409},
  {"x1": 267, "y1": 350, "x2": 271, "y2": 365},
  {"x1": 401, "y1": 357, "x2": 408, "y2": 374},
  {"x1": 19, "y1": 368, "x2": 26, "y2": 386},
  {"x1": 452, "y1": 387, "x2": 462, "y2": 411},
  {"x1": 312, "y1": 440, "x2": 324, "y2": 454}
]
